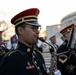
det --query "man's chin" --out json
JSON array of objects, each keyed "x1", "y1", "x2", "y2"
[{"x1": 33, "y1": 41, "x2": 38, "y2": 45}]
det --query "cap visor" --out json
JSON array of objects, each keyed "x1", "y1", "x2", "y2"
[{"x1": 26, "y1": 21, "x2": 41, "y2": 26}]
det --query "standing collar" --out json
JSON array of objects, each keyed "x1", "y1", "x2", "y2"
[{"x1": 18, "y1": 42, "x2": 33, "y2": 53}]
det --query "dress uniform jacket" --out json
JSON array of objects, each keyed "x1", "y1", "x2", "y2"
[
  {"x1": 57, "y1": 40, "x2": 76, "y2": 75},
  {"x1": 0, "y1": 42, "x2": 48, "y2": 75}
]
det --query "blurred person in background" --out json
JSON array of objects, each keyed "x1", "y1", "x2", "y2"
[
  {"x1": 48, "y1": 35, "x2": 61, "y2": 75},
  {"x1": 34, "y1": 39, "x2": 44, "y2": 53},
  {"x1": 7, "y1": 34, "x2": 18, "y2": 50},
  {"x1": 0, "y1": 31, "x2": 9, "y2": 62},
  {"x1": 49, "y1": 35, "x2": 59, "y2": 54}
]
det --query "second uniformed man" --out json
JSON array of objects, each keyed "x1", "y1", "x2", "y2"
[{"x1": 57, "y1": 24, "x2": 76, "y2": 75}]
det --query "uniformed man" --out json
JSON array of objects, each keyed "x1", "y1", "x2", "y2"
[
  {"x1": 57, "y1": 24, "x2": 76, "y2": 75},
  {"x1": 49, "y1": 35, "x2": 58, "y2": 54},
  {"x1": 0, "y1": 8, "x2": 48, "y2": 75},
  {"x1": 48, "y1": 35, "x2": 62, "y2": 75},
  {"x1": 0, "y1": 31, "x2": 9, "y2": 62}
]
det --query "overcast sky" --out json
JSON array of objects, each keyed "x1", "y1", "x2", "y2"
[{"x1": 0, "y1": 0, "x2": 76, "y2": 30}]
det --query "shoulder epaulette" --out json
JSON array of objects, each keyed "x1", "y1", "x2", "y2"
[
  {"x1": 34, "y1": 48, "x2": 42, "y2": 55},
  {"x1": 34, "y1": 48, "x2": 45, "y2": 60},
  {"x1": 8, "y1": 50, "x2": 18, "y2": 56},
  {"x1": 56, "y1": 49, "x2": 71, "y2": 56}
]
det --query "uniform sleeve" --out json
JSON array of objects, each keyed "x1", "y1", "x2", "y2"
[{"x1": 0, "y1": 56, "x2": 16, "y2": 75}]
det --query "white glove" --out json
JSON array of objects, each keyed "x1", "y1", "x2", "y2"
[{"x1": 54, "y1": 69, "x2": 61, "y2": 75}]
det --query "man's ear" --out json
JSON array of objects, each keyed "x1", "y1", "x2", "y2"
[{"x1": 18, "y1": 27, "x2": 23, "y2": 35}]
